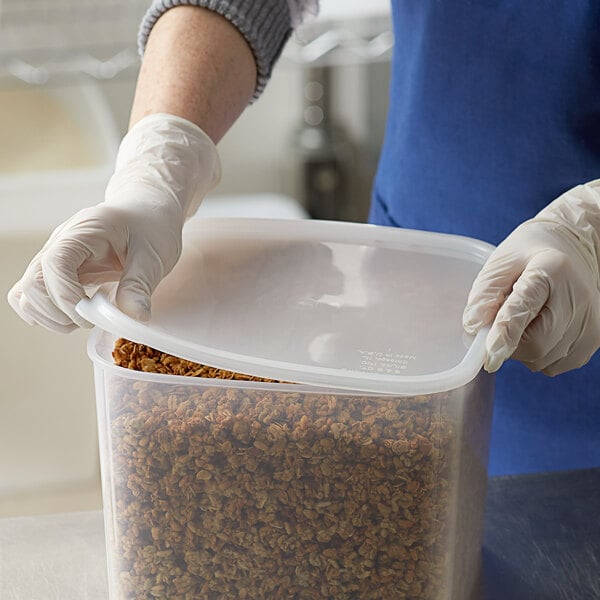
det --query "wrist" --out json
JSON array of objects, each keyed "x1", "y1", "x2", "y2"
[
  {"x1": 534, "y1": 181, "x2": 600, "y2": 271},
  {"x1": 110, "y1": 113, "x2": 221, "y2": 217}
]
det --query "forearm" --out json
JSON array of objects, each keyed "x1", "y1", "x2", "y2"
[{"x1": 129, "y1": 6, "x2": 257, "y2": 142}]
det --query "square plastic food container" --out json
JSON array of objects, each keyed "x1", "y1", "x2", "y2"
[{"x1": 79, "y1": 217, "x2": 496, "y2": 600}]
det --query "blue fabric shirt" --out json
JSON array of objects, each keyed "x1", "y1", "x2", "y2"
[{"x1": 370, "y1": 1, "x2": 600, "y2": 475}]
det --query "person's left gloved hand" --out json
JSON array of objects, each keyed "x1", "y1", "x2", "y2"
[{"x1": 463, "y1": 180, "x2": 600, "y2": 376}]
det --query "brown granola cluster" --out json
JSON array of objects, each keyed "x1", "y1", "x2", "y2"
[
  {"x1": 108, "y1": 339, "x2": 459, "y2": 599},
  {"x1": 113, "y1": 338, "x2": 284, "y2": 382}
]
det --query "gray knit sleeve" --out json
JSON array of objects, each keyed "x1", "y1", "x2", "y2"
[{"x1": 139, "y1": 0, "x2": 310, "y2": 98}]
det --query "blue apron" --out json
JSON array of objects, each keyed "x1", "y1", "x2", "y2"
[{"x1": 370, "y1": 1, "x2": 600, "y2": 475}]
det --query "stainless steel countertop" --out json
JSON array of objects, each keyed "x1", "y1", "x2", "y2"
[{"x1": 2, "y1": 469, "x2": 599, "y2": 600}]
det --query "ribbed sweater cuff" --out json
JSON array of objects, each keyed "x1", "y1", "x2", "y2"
[{"x1": 139, "y1": 0, "x2": 293, "y2": 99}]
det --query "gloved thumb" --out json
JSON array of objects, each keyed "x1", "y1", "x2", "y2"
[
  {"x1": 462, "y1": 255, "x2": 521, "y2": 335},
  {"x1": 115, "y1": 248, "x2": 165, "y2": 322}
]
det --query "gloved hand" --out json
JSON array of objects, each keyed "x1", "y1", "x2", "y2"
[
  {"x1": 463, "y1": 180, "x2": 600, "y2": 376},
  {"x1": 7, "y1": 113, "x2": 221, "y2": 332}
]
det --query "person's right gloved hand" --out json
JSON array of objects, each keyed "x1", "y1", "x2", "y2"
[
  {"x1": 7, "y1": 113, "x2": 221, "y2": 332},
  {"x1": 463, "y1": 180, "x2": 600, "y2": 376}
]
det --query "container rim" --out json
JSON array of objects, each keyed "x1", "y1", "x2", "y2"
[{"x1": 87, "y1": 328, "x2": 485, "y2": 398}]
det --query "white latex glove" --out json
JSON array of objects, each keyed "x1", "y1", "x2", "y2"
[
  {"x1": 8, "y1": 113, "x2": 220, "y2": 332},
  {"x1": 463, "y1": 180, "x2": 600, "y2": 376}
]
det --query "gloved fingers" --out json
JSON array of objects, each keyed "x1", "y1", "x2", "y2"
[
  {"x1": 7, "y1": 282, "x2": 36, "y2": 326},
  {"x1": 541, "y1": 341, "x2": 597, "y2": 377},
  {"x1": 9, "y1": 209, "x2": 122, "y2": 332},
  {"x1": 516, "y1": 314, "x2": 576, "y2": 374},
  {"x1": 536, "y1": 309, "x2": 600, "y2": 376},
  {"x1": 483, "y1": 259, "x2": 551, "y2": 373},
  {"x1": 510, "y1": 295, "x2": 571, "y2": 366},
  {"x1": 39, "y1": 238, "x2": 96, "y2": 329},
  {"x1": 18, "y1": 291, "x2": 80, "y2": 333},
  {"x1": 463, "y1": 251, "x2": 523, "y2": 335},
  {"x1": 40, "y1": 205, "x2": 130, "y2": 324},
  {"x1": 8, "y1": 278, "x2": 80, "y2": 333},
  {"x1": 12, "y1": 253, "x2": 89, "y2": 330}
]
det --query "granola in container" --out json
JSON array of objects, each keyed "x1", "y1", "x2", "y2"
[{"x1": 102, "y1": 338, "x2": 491, "y2": 600}]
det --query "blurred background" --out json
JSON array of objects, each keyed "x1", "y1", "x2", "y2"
[{"x1": 0, "y1": 0, "x2": 392, "y2": 517}]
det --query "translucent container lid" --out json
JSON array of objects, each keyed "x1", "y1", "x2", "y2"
[{"x1": 77, "y1": 217, "x2": 494, "y2": 395}]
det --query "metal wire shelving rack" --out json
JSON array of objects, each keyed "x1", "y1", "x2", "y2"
[
  {"x1": 0, "y1": 0, "x2": 149, "y2": 84},
  {"x1": 286, "y1": 13, "x2": 393, "y2": 68},
  {"x1": 0, "y1": 1, "x2": 393, "y2": 84}
]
